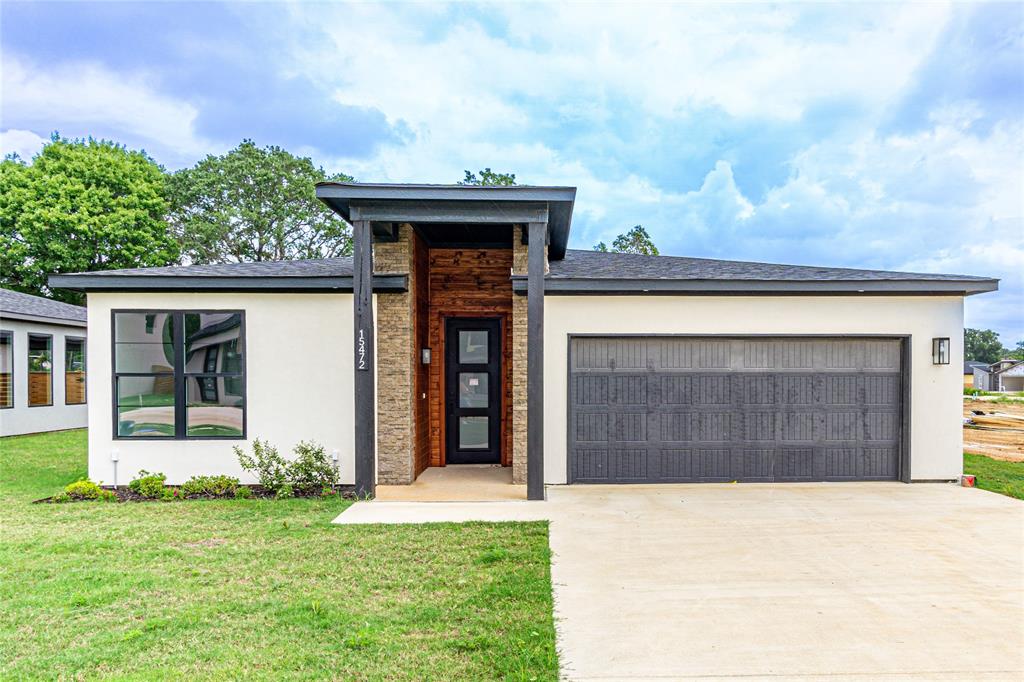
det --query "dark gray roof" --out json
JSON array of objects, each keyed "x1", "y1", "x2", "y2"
[
  {"x1": 0, "y1": 287, "x2": 87, "y2": 326},
  {"x1": 48, "y1": 257, "x2": 408, "y2": 293},
  {"x1": 549, "y1": 250, "x2": 995, "y2": 282},
  {"x1": 509, "y1": 250, "x2": 998, "y2": 295},
  {"x1": 316, "y1": 182, "x2": 576, "y2": 259},
  {"x1": 965, "y1": 361, "x2": 988, "y2": 374}
]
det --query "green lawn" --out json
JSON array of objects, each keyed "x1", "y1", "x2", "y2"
[
  {"x1": 0, "y1": 430, "x2": 557, "y2": 680},
  {"x1": 964, "y1": 453, "x2": 1024, "y2": 501}
]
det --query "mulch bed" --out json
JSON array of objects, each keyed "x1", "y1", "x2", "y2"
[{"x1": 34, "y1": 485, "x2": 357, "y2": 504}]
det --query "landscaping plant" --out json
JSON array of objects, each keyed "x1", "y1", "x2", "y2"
[
  {"x1": 234, "y1": 439, "x2": 288, "y2": 491},
  {"x1": 128, "y1": 470, "x2": 167, "y2": 499},
  {"x1": 57, "y1": 479, "x2": 116, "y2": 503}
]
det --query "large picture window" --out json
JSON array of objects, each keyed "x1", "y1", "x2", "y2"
[
  {"x1": 28, "y1": 334, "x2": 52, "y2": 407},
  {"x1": 0, "y1": 331, "x2": 12, "y2": 408},
  {"x1": 113, "y1": 311, "x2": 245, "y2": 439},
  {"x1": 65, "y1": 337, "x2": 86, "y2": 405}
]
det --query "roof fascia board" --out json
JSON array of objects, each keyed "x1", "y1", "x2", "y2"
[
  {"x1": 48, "y1": 274, "x2": 408, "y2": 293},
  {"x1": 511, "y1": 277, "x2": 998, "y2": 295},
  {"x1": 0, "y1": 311, "x2": 88, "y2": 327},
  {"x1": 351, "y1": 200, "x2": 548, "y2": 224},
  {"x1": 315, "y1": 183, "x2": 575, "y2": 203}
]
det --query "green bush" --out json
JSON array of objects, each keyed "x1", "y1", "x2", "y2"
[
  {"x1": 235, "y1": 440, "x2": 288, "y2": 491},
  {"x1": 289, "y1": 441, "x2": 337, "y2": 492},
  {"x1": 128, "y1": 470, "x2": 167, "y2": 498},
  {"x1": 181, "y1": 475, "x2": 240, "y2": 497},
  {"x1": 233, "y1": 486, "x2": 253, "y2": 500},
  {"x1": 63, "y1": 479, "x2": 116, "y2": 502},
  {"x1": 275, "y1": 483, "x2": 295, "y2": 500},
  {"x1": 51, "y1": 492, "x2": 71, "y2": 504}
]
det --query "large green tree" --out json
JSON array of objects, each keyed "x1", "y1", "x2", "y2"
[
  {"x1": 167, "y1": 141, "x2": 354, "y2": 263},
  {"x1": 594, "y1": 225, "x2": 659, "y2": 255},
  {"x1": 0, "y1": 135, "x2": 178, "y2": 303},
  {"x1": 458, "y1": 168, "x2": 517, "y2": 186},
  {"x1": 964, "y1": 328, "x2": 1004, "y2": 364}
]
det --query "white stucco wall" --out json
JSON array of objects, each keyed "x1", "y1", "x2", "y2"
[
  {"x1": 543, "y1": 296, "x2": 965, "y2": 484},
  {"x1": 0, "y1": 317, "x2": 89, "y2": 436},
  {"x1": 86, "y1": 292, "x2": 354, "y2": 486}
]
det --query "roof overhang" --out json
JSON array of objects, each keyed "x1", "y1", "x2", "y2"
[
  {"x1": 511, "y1": 277, "x2": 1000, "y2": 296},
  {"x1": 316, "y1": 183, "x2": 576, "y2": 259},
  {"x1": 48, "y1": 274, "x2": 408, "y2": 293},
  {"x1": 0, "y1": 311, "x2": 87, "y2": 328}
]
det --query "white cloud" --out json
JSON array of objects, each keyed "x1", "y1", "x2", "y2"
[
  {"x1": 1, "y1": 54, "x2": 209, "y2": 164},
  {"x1": 0, "y1": 129, "x2": 47, "y2": 160}
]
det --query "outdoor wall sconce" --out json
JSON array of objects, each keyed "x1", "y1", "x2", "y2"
[
  {"x1": 932, "y1": 337, "x2": 950, "y2": 365},
  {"x1": 421, "y1": 348, "x2": 431, "y2": 364}
]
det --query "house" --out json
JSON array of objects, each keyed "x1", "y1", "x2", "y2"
[
  {"x1": 0, "y1": 288, "x2": 88, "y2": 436},
  {"x1": 973, "y1": 359, "x2": 1024, "y2": 392},
  {"x1": 964, "y1": 361, "x2": 988, "y2": 389},
  {"x1": 48, "y1": 183, "x2": 999, "y2": 497}
]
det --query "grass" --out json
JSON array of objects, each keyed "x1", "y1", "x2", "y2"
[
  {"x1": 964, "y1": 452, "x2": 1024, "y2": 501},
  {"x1": 0, "y1": 430, "x2": 558, "y2": 680}
]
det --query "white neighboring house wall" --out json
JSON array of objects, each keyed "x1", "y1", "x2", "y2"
[
  {"x1": 0, "y1": 317, "x2": 89, "y2": 436},
  {"x1": 543, "y1": 295, "x2": 965, "y2": 483},
  {"x1": 994, "y1": 363, "x2": 1024, "y2": 392},
  {"x1": 973, "y1": 367, "x2": 992, "y2": 391},
  {"x1": 86, "y1": 292, "x2": 355, "y2": 486}
]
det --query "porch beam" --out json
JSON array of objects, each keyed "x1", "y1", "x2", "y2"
[
  {"x1": 527, "y1": 221, "x2": 546, "y2": 500},
  {"x1": 351, "y1": 200, "x2": 548, "y2": 225},
  {"x1": 352, "y1": 219, "x2": 376, "y2": 498}
]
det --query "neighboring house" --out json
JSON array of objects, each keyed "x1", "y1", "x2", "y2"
[
  {"x1": 973, "y1": 359, "x2": 1024, "y2": 392},
  {"x1": 964, "y1": 361, "x2": 988, "y2": 389},
  {"x1": 0, "y1": 288, "x2": 88, "y2": 436},
  {"x1": 49, "y1": 183, "x2": 999, "y2": 496}
]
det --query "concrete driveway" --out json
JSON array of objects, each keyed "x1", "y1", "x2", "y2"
[{"x1": 547, "y1": 483, "x2": 1024, "y2": 681}]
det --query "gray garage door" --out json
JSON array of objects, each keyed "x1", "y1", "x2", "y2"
[{"x1": 568, "y1": 337, "x2": 904, "y2": 483}]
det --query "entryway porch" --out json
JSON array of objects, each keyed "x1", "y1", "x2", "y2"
[{"x1": 375, "y1": 464, "x2": 527, "y2": 502}]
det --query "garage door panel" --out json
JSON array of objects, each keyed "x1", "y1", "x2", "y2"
[{"x1": 569, "y1": 337, "x2": 902, "y2": 484}]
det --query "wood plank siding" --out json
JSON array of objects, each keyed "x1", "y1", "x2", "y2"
[
  {"x1": 412, "y1": 232, "x2": 431, "y2": 476},
  {"x1": 426, "y1": 249, "x2": 514, "y2": 468}
]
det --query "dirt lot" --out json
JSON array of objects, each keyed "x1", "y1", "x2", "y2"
[{"x1": 963, "y1": 398, "x2": 1024, "y2": 462}]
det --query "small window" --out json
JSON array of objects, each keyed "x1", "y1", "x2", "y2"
[
  {"x1": 0, "y1": 331, "x2": 12, "y2": 408},
  {"x1": 113, "y1": 311, "x2": 245, "y2": 439},
  {"x1": 65, "y1": 337, "x2": 86, "y2": 405},
  {"x1": 28, "y1": 334, "x2": 52, "y2": 407}
]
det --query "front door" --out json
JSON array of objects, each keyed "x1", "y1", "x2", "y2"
[{"x1": 445, "y1": 318, "x2": 502, "y2": 464}]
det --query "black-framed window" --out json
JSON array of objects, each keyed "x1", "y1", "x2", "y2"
[
  {"x1": 0, "y1": 331, "x2": 12, "y2": 408},
  {"x1": 113, "y1": 310, "x2": 245, "y2": 439},
  {"x1": 27, "y1": 334, "x2": 52, "y2": 407},
  {"x1": 65, "y1": 337, "x2": 86, "y2": 405}
]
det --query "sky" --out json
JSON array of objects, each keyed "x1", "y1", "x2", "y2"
[{"x1": 2, "y1": 1, "x2": 1022, "y2": 343}]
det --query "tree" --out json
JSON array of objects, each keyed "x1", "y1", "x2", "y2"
[
  {"x1": 593, "y1": 225, "x2": 660, "y2": 255},
  {"x1": 458, "y1": 168, "x2": 516, "y2": 186},
  {"x1": 1005, "y1": 340, "x2": 1024, "y2": 361},
  {"x1": 167, "y1": 141, "x2": 353, "y2": 264},
  {"x1": 964, "y1": 328, "x2": 1004, "y2": 364},
  {"x1": 0, "y1": 135, "x2": 178, "y2": 304}
]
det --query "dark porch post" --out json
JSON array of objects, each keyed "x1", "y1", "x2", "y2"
[
  {"x1": 527, "y1": 221, "x2": 546, "y2": 500},
  {"x1": 352, "y1": 219, "x2": 376, "y2": 497}
]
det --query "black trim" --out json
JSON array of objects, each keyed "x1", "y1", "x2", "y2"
[
  {"x1": 352, "y1": 220, "x2": 376, "y2": 497},
  {"x1": 511, "y1": 277, "x2": 999, "y2": 296},
  {"x1": 0, "y1": 330, "x2": 12, "y2": 409},
  {"x1": 565, "y1": 333, "x2": 913, "y2": 485},
  {"x1": 64, "y1": 335, "x2": 87, "y2": 406},
  {"x1": 111, "y1": 310, "x2": 247, "y2": 441},
  {"x1": 527, "y1": 222, "x2": 546, "y2": 500},
  {"x1": 26, "y1": 333, "x2": 53, "y2": 408},
  {"x1": 49, "y1": 274, "x2": 407, "y2": 293}
]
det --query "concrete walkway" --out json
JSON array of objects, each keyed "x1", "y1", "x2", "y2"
[{"x1": 335, "y1": 483, "x2": 1024, "y2": 680}]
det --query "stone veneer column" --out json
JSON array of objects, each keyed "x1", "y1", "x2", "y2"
[
  {"x1": 373, "y1": 224, "x2": 416, "y2": 484},
  {"x1": 511, "y1": 225, "x2": 548, "y2": 484}
]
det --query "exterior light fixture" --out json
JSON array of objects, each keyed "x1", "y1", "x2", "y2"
[
  {"x1": 932, "y1": 338, "x2": 950, "y2": 365},
  {"x1": 421, "y1": 348, "x2": 431, "y2": 364}
]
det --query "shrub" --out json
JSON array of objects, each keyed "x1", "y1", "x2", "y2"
[
  {"x1": 64, "y1": 479, "x2": 116, "y2": 502},
  {"x1": 235, "y1": 440, "x2": 287, "y2": 491},
  {"x1": 233, "y1": 486, "x2": 252, "y2": 500},
  {"x1": 275, "y1": 483, "x2": 295, "y2": 500},
  {"x1": 51, "y1": 492, "x2": 71, "y2": 504},
  {"x1": 181, "y1": 475, "x2": 240, "y2": 497},
  {"x1": 288, "y1": 441, "x2": 337, "y2": 492},
  {"x1": 128, "y1": 470, "x2": 167, "y2": 498}
]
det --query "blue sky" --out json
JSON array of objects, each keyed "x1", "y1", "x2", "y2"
[{"x1": 2, "y1": 2, "x2": 1022, "y2": 343}]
